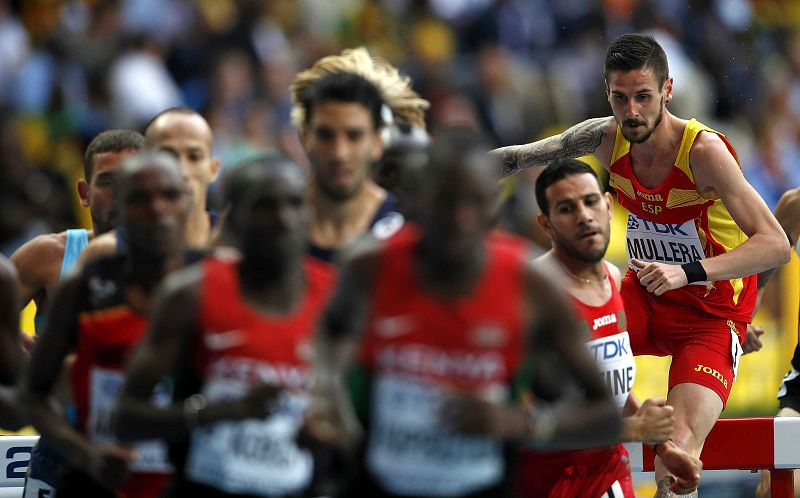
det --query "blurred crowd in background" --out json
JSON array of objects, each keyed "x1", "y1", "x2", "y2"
[{"x1": 2, "y1": 0, "x2": 800, "y2": 254}]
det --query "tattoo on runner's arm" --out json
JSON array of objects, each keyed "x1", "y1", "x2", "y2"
[{"x1": 494, "y1": 117, "x2": 608, "y2": 178}]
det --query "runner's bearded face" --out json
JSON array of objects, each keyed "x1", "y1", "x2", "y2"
[
  {"x1": 543, "y1": 173, "x2": 612, "y2": 264},
  {"x1": 606, "y1": 67, "x2": 668, "y2": 144},
  {"x1": 302, "y1": 101, "x2": 383, "y2": 201}
]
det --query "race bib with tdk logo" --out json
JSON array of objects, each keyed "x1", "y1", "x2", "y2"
[
  {"x1": 625, "y1": 214, "x2": 709, "y2": 286},
  {"x1": 585, "y1": 331, "x2": 636, "y2": 411}
]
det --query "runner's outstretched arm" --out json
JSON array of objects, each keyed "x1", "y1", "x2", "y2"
[{"x1": 490, "y1": 117, "x2": 616, "y2": 177}]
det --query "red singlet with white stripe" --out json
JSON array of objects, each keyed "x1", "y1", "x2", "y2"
[
  {"x1": 358, "y1": 224, "x2": 529, "y2": 497},
  {"x1": 182, "y1": 256, "x2": 336, "y2": 497}
]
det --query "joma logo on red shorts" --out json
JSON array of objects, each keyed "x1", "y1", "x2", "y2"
[{"x1": 694, "y1": 364, "x2": 728, "y2": 389}]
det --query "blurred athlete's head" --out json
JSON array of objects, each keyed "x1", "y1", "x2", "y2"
[
  {"x1": 376, "y1": 122, "x2": 430, "y2": 216},
  {"x1": 421, "y1": 127, "x2": 500, "y2": 262},
  {"x1": 114, "y1": 151, "x2": 190, "y2": 258},
  {"x1": 223, "y1": 154, "x2": 308, "y2": 278},
  {"x1": 297, "y1": 72, "x2": 384, "y2": 201},
  {"x1": 291, "y1": 47, "x2": 428, "y2": 203}
]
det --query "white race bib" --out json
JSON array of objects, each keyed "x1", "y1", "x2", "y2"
[
  {"x1": 184, "y1": 379, "x2": 312, "y2": 497},
  {"x1": 88, "y1": 368, "x2": 173, "y2": 473},
  {"x1": 586, "y1": 331, "x2": 636, "y2": 412},
  {"x1": 366, "y1": 375, "x2": 504, "y2": 496},
  {"x1": 625, "y1": 214, "x2": 709, "y2": 286}
]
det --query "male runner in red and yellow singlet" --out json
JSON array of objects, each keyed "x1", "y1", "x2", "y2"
[{"x1": 492, "y1": 33, "x2": 790, "y2": 495}]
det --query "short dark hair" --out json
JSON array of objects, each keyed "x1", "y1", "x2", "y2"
[
  {"x1": 604, "y1": 33, "x2": 669, "y2": 88},
  {"x1": 300, "y1": 73, "x2": 384, "y2": 130},
  {"x1": 535, "y1": 159, "x2": 603, "y2": 215},
  {"x1": 84, "y1": 129, "x2": 145, "y2": 179}
]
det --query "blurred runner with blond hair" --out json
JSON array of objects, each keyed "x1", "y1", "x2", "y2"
[{"x1": 291, "y1": 47, "x2": 428, "y2": 262}]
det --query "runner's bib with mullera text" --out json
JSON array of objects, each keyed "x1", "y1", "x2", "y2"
[{"x1": 625, "y1": 214, "x2": 710, "y2": 286}]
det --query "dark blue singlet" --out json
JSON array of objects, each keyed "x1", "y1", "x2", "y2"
[{"x1": 307, "y1": 195, "x2": 403, "y2": 263}]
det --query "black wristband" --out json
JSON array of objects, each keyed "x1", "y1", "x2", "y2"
[{"x1": 681, "y1": 261, "x2": 707, "y2": 283}]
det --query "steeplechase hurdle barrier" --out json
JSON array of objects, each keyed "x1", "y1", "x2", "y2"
[
  {"x1": 626, "y1": 417, "x2": 800, "y2": 497},
  {"x1": 1, "y1": 420, "x2": 798, "y2": 497}
]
